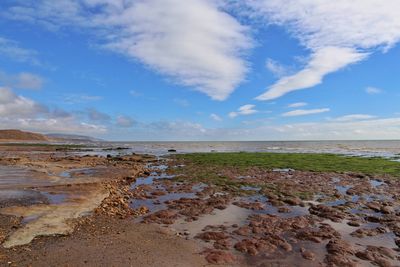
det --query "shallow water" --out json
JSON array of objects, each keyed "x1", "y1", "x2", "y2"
[{"x1": 90, "y1": 140, "x2": 400, "y2": 158}]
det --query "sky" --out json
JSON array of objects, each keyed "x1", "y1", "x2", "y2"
[{"x1": 0, "y1": 0, "x2": 400, "y2": 141}]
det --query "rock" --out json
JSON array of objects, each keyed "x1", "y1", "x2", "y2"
[
  {"x1": 381, "y1": 206, "x2": 394, "y2": 214},
  {"x1": 366, "y1": 202, "x2": 381, "y2": 212},
  {"x1": 395, "y1": 238, "x2": 400, "y2": 248},
  {"x1": 278, "y1": 207, "x2": 291, "y2": 213},
  {"x1": 205, "y1": 250, "x2": 235, "y2": 264},
  {"x1": 195, "y1": 231, "x2": 229, "y2": 241},
  {"x1": 351, "y1": 227, "x2": 387, "y2": 238},
  {"x1": 326, "y1": 239, "x2": 355, "y2": 256},
  {"x1": 309, "y1": 205, "x2": 345, "y2": 222},
  {"x1": 143, "y1": 210, "x2": 178, "y2": 224},
  {"x1": 233, "y1": 201, "x2": 264, "y2": 210},
  {"x1": 300, "y1": 248, "x2": 315, "y2": 260},
  {"x1": 283, "y1": 197, "x2": 302, "y2": 206},
  {"x1": 356, "y1": 246, "x2": 397, "y2": 267},
  {"x1": 214, "y1": 239, "x2": 231, "y2": 250},
  {"x1": 234, "y1": 239, "x2": 259, "y2": 255},
  {"x1": 347, "y1": 220, "x2": 361, "y2": 227},
  {"x1": 233, "y1": 226, "x2": 251, "y2": 236}
]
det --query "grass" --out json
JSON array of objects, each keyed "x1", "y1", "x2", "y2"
[{"x1": 174, "y1": 152, "x2": 400, "y2": 178}]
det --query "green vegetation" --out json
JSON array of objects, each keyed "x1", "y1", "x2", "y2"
[
  {"x1": 169, "y1": 152, "x2": 400, "y2": 199},
  {"x1": 174, "y1": 152, "x2": 400, "y2": 178}
]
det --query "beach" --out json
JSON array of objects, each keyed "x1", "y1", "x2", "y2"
[{"x1": 0, "y1": 142, "x2": 399, "y2": 266}]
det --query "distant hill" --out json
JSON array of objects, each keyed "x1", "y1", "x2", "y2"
[
  {"x1": 45, "y1": 133, "x2": 103, "y2": 142},
  {"x1": 0, "y1": 129, "x2": 49, "y2": 141}
]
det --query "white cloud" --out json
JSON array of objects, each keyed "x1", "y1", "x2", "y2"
[
  {"x1": 332, "y1": 114, "x2": 376, "y2": 122},
  {"x1": 116, "y1": 115, "x2": 136, "y2": 128},
  {"x1": 0, "y1": 118, "x2": 107, "y2": 135},
  {"x1": 247, "y1": 0, "x2": 400, "y2": 100},
  {"x1": 63, "y1": 94, "x2": 103, "y2": 104},
  {"x1": 282, "y1": 108, "x2": 330, "y2": 117},
  {"x1": 288, "y1": 102, "x2": 307, "y2": 108},
  {"x1": 0, "y1": 87, "x2": 106, "y2": 135},
  {"x1": 229, "y1": 104, "x2": 257, "y2": 118},
  {"x1": 0, "y1": 87, "x2": 46, "y2": 117},
  {"x1": 0, "y1": 37, "x2": 40, "y2": 65},
  {"x1": 86, "y1": 108, "x2": 111, "y2": 122},
  {"x1": 210, "y1": 113, "x2": 222, "y2": 122},
  {"x1": 0, "y1": 71, "x2": 44, "y2": 90},
  {"x1": 3, "y1": 0, "x2": 252, "y2": 101},
  {"x1": 109, "y1": 116, "x2": 400, "y2": 141},
  {"x1": 365, "y1": 86, "x2": 382, "y2": 95},
  {"x1": 265, "y1": 58, "x2": 287, "y2": 77},
  {"x1": 173, "y1": 98, "x2": 190, "y2": 107},
  {"x1": 256, "y1": 47, "x2": 367, "y2": 100}
]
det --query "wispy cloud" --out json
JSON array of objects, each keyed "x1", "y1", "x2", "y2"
[
  {"x1": 3, "y1": 0, "x2": 253, "y2": 101},
  {"x1": 282, "y1": 108, "x2": 330, "y2": 117},
  {"x1": 86, "y1": 108, "x2": 111, "y2": 122},
  {"x1": 229, "y1": 104, "x2": 257, "y2": 118},
  {"x1": 63, "y1": 94, "x2": 103, "y2": 104},
  {"x1": 0, "y1": 87, "x2": 106, "y2": 134},
  {"x1": 247, "y1": 0, "x2": 400, "y2": 100},
  {"x1": 257, "y1": 47, "x2": 367, "y2": 100},
  {"x1": 365, "y1": 86, "x2": 383, "y2": 95},
  {"x1": 0, "y1": 37, "x2": 41, "y2": 65},
  {"x1": 173, "y1": 98, "x2": 190, "y2": 108},
  {"x1": 288, "y1": 102, "x2": 307, "y2": 108},
  {"x1": 116, "y1": 115, "x2": 136, "y2": 128},
  {"x1": 332, "y1": 114, "x2": 376, "y2": 122},
  {"x1": 265, "y1": 58, "x2": 288, "y2": 77},
  {"x1": 210, "y1": 113, "x2": 222, "y2": 122},
  {"x1": 0, "y1": 71, "x2": 44, "y2": 90}
]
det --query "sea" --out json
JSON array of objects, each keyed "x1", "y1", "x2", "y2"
[{"x1": 80, "y1": 140, "x2": 400, "y2": 159}]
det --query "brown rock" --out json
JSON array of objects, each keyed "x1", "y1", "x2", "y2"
[
  {"x1": 300, "y1": 248, "x2": 315, "y2": 261},
  {"x1": 205, "y1": 250, "x2": 235, "y2": 264}
]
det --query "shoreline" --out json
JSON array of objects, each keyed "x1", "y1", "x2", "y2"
[{"x1": 0, "y1": 145, "x2": 399, "y2": 266}]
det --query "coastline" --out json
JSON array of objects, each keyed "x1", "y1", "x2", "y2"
[{"x1": 0, "y1": 143, "x2": 399, "y2": 266}]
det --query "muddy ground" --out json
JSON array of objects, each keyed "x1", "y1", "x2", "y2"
[{"x1": 0, "y1": 145, "x2": 399, "y2": 266}]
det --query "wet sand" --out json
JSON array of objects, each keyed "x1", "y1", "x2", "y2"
[{"x1": 0, "y1": 144, "x2": 399, "y2": 266}]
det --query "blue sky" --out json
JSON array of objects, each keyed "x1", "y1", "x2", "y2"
[{"x1": 0, "y1": 0, "x2": 400, "y2": 141}]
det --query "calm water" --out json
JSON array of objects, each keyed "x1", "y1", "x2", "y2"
[{"x1": 91, "y1": 140, "x2": 400, "y2": 158}]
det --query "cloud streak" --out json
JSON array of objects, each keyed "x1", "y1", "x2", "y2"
[
  {"x1": 256, "y1": 47, "x2": 367, "y2": 100},
  {"x1": 3, "y1": 0, "x2": 252, "y2": 100},
  {"x1": 0, "y1": 71, "x2": 44, "y2": 90},
  {"x1": 229, "y1": 104, "x2": 257, "y2": 118},
  {"x1": 0, "y1": 37, "x2": 41, "y2": 65},
  {"x1": 282, "y1": 108, "x2": 330, "y2": 117},
  {"x1": 247, "y1": 0, "x2": 400, "y2": 100}
]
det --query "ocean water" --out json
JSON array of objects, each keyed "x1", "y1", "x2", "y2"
[{"x1": 93, "y1": 140, "x2": 400, "y2": 158}]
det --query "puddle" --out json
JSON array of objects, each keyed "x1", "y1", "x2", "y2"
[
  {"x1": 59, "y1": 167, "x2": 104, "y2": 179},
  {"x1": 335, "y1": 185, "x2": 353, "y2": 195},
  {"x1": 240, "y1": 185, "x2": 261, "y2": 191},
  {"x1": 0, "y1": 189, "x2": 47, "y2": 207},
  {"x1": 272, "y1": 168, "x2": 294, "y2": 172},
  {"x1": 40, "y1": 191, "x2": 68, "y2": 205},
  {"x1": 130, "y1": 192, "x2": 197, "y2": 213},
  {"x1": 324, "y1": 220, "x2": 398, "y2": 249},
  {"x1": 370, "y1": 179, "x2": 385, "y2": 188},
  {"x1": 0, "y1": 165, "x2": 51, "y2": 188},
  {"x1": 172, "y1": 204, "x2": 252, "y2": 238}
]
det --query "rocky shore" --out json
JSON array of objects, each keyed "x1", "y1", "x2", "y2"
[{"x1": 0, "y1": 145, "x2": 399, "y2": 266}]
